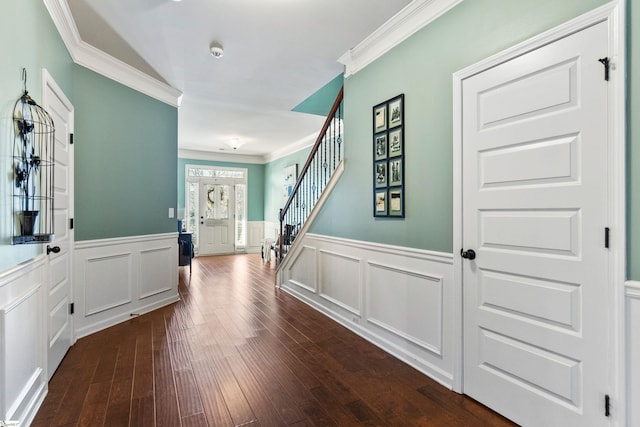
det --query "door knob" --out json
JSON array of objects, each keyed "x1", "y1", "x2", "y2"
[
  {"x1": 47, "y1": 245, "x2": 61, "y2": 255},
  {"x1": 460, "y1": 248, "x2": 476, "y2": 260}
]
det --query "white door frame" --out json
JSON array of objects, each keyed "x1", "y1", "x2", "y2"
[
  {"x1": 184, "y1": 164, "x2": 247, "y2": 254},
  {"x1": 452, "y1": 1, "x2": 626, "y2": 423}
]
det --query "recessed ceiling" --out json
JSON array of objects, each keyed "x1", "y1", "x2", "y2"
[{"x1": 66, "y1": 0, "x2": 413, "y2": 157}]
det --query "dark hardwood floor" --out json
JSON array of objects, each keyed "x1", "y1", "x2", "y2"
[{"x1": 32, "y1": 254, "x2": 516, "y2": 426}]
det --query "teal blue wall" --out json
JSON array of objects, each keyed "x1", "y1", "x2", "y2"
[
  {"x1": 293, "y1": 74, "x2": 344, "y2": 117},
  {"x1": 264, "y1": 148, "x2": 312, "y2": 223},
  {"x1": 73, "y1": 66, "x2": 177, "y2": 241},
  {"x1": 0, "y1": 0, "x2": 74, "y2": 271},
  {"x1": 177, "y1": 158, "x2": 265, "y2": 221},
  {"x1": 310, "y1": 0, "x2": 612, "y2": 254},
  {"x1": 0, "y1": 0, "x2": 178, "y2": 270},
  {"x1": 629, "y1": 0, "x2": 640, "y2": 279}
]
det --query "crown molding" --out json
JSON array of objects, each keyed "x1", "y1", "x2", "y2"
[
  {"x1": 43, "y1": 0, "x2": 183, "y2": 107},
  {"x1": 338, "y1": 0, "x2": 463, "y2": 77},
  {"x1": 178, "y1": 148, "x2": 266, "y2": 165},
  {"x1": 263, "y1": 132, "x2": 316, "y2": 163},
  {"x1": 179, "y1": 130, "x2": 317, "y2": 165}
]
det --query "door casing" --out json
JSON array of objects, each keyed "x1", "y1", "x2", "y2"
[{"x1": 452, "y1": 0, "x2": 626, "y2": 422}]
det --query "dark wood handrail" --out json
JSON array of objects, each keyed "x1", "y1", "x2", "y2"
[{"x1": 279, "y1": 86, "x2": 344, "y2": 222}]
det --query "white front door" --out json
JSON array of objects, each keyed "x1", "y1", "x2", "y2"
[
  {"x1": 42, "y1": 70, "x2": 74, "y2": 379},
  {"x1": 461, "y1": 22, "x2": 610, "y2": 426},
  {"x1": 198, "y1": 182, "x2": 235, "y2": 255}
]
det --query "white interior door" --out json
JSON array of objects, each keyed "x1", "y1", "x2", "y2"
[
  {"x1": 461, "y1": 22, "x2": 610, "y2": 426},
  {"x1": 198, "y1": 182, "x2": 235, "y2": 255},
  {"x1": 42, "y1": 70, "x2": 74, "y2": 379}
]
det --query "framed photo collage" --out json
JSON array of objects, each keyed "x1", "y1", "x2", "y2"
[{"x1": 373, "y1": 94, "x2": 404, "y2": 218}]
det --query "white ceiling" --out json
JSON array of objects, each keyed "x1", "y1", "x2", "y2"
[{"x1": 66, "y1": 0, "x2": 412, "y2": 158}]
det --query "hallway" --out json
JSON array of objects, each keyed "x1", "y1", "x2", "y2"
[{"x1": 32, "y1": 254, "x2": 515, "y2": 426}]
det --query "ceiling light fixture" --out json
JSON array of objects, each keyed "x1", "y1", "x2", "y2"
[
  {"x1": 225, "y1": 137, "x2": 244, "y2": 150},
  {"x1": 210, "y1": 42, "x2": 224, "y2": 58}
]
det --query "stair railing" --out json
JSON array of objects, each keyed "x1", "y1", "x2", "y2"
[{"x1": 278, "y1": 86, "x2": 344, "y2": 261}]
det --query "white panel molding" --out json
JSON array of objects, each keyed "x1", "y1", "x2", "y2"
[
  {"x1": 366, "y1": 260, "x2": 443, "y2": 356},
  {"x1": 279, "y1": 234, "x2": 455, "y2": 388},
  {"x1": 246, "y1": 221, "x2": 266, "y2": 254},
  {"x1": 74, "y1": 233, "x2": 179, "y2": 339},
  {"x1": 318, "y1": 249, "x2": 362, "y2": 316},
  {"x1": 139, "y1": 247, "x2": 174, "y2": 299},
  {"x1": 287, "y1": 245, "x2": 317, "y2": 293},
  {"x1": 42, "y1": 0, "x2": 182, "y2": 107},
  {"x1": 627, "y1": 280, "x2": 640, "y2": 427},
  {"x1": 625, "y1": 280, "x2": 640, "y2": 298},
  {"x1": 338, "y1": 0, "x2": 462, "y2": 77},
  {"x1": 0, "y1": 256, "x2": 47, "y2": 427},
  {"x1": 84, "y1": 253, "x2": 132, "y2": 316},
  {"x1": 263, "y1": 221, "x2": 280, "y2": 240}
]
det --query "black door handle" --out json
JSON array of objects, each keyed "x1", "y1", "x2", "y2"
[
  {"x1": 47, "y1": 245, "x2": 61, "y2": 255},
  {"x1": 460, "y1": 249, "x2": 476, "y2": 260}
]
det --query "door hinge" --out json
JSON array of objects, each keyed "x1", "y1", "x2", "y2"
[
  {"x1": 69, "y1": 133, "x2": 74, "y2": 145},
  {"x1": 69, "y1": 302, "x2": 75, "y2": 315},
  {"x1": 604, "y1": 394, "x2": 611, "y2": 417},
  {"x1": 598, "y1": 57, "x2": 610, "y2": 81},
  {"x1": 605, "y1": 227, "x2": 610, "y2": 249},
  {"x1": 69, "y1": 218, "x2": 74, "y2": 230}
]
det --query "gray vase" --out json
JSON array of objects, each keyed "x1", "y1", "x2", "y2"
[{"x1": 19, "y1": 210, "x2": 39, "y2": 236}]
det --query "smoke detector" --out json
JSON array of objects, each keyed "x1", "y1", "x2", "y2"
[{"x1": 210, "y1": 42, "x2": 224, "y2": 58}]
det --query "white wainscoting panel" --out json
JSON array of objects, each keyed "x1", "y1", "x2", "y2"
[
  {"x1": 0, "y1": 256, "x2": 47, "y2": 426},
  {"x1": 246, "y1": 221, "x2": 265, "y2": 254},
  {"x1": 318, "y1": 250, "x2": 361, "y2": 316},
  {"x1": 368, "y1": 262, "x2": 443, "y2": 356},
  {"x1": 626, "y1": 281, "x2": 640, "y2": 427},
  {"x1": 264, "y1": 221, "x2": 279, "y2": 240},
  {"x1": 74, "y1": 233, "x2": 179, "y2": 338},
  {"x1": 279, "y1": 233, "x2": 455, "y2": 387},
  {"x1": 288, "y1": 246, "x2": 317, "y2": 292},
  {"x1": 84, "y1": 253, "x2": 132, "y2": 316},
  {"x1": 140, "y1": 247, "x2": 174, "y2": 299}
]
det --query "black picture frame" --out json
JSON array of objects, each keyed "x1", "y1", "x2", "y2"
[
  {"x1": 375, "y1": 134, "x2": 387, "y2": 161},
  {"x1": 374, "y1": 104, "x2": 387, "y2": 133},
  {"x1": 389, "y1": 158, "x2": 402, "y2": 187},
  {"x1": 374, "y1": 190, "x2": 387, "y2": 216},
  {"x1": 375, "y1": 161, "x2": 387, "y2": 188},
  {"x1": 372, "y1": 94, "x2": 404, "y2": 218},
  {"x1": 388, "y1": 188, "x2": 404, "y2": 217}
]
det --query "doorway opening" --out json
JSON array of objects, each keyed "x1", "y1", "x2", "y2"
[{"x1": 185, "y1": 165, "x2": 247, "y2": 255}]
